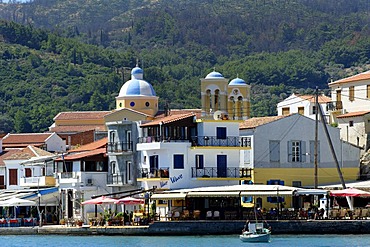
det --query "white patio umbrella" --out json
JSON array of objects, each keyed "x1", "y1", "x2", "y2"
[{"x1": 0, "y1": 197, "x2": 36, "y2": 218}]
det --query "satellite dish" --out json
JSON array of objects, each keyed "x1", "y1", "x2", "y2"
[{"x1": 213, "y1": 110, "x2": 222, "y2": 120}]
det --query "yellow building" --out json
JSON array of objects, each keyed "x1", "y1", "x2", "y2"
[{"x1": 201, "y1": 70, "x2": 251, "y2": 120}]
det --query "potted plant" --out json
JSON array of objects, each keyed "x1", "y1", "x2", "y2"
[{"x1": 59, "y1": 218, "x2": 65, "y2": 225}]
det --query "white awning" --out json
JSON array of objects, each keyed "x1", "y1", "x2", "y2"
[
  {"x1": 294, "y1": 189, "x2": 328, "y2": 195},
  {"x1": 240, "y1": 191, "x2": 293, "y2": 196},
  {"x1": 187, "y1": 191, "x2": 240, "y2": 197},
  {"x1": 151, "y1": 193, "x2": 186, "y2": 200}
]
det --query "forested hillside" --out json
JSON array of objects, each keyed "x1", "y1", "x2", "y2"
[{"x1": 1, "y1": 0, "x2": 370, "y2": 133}]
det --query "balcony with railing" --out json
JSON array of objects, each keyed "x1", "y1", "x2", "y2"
[
  {"x1": 191, "y1": 167, "x2": 252, "y2": 178},
  {"x1": 137, "y1": 168, "x2": 170, "y2": 179},
  {"x1": 107, "y1": 141, "x2": 133, "y2": 153},
  {"x1": 191, "y1": 136, "x2": 251, "y2": 148},
  {"x1": 19, "y1": 176, "x2": 56, "y2": 187},
  {"x1": 138, "y1": 135, "x2": 191, "y2": 144},
  {"x1": 326, "y1": 101, "x2": 343, "y2": 111}
]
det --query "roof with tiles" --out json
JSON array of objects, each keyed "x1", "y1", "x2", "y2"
[
  {"x1": 329, "y1": 70, "x2": 370, "y2": 86},
  {"x1": 155, "y1": 109, "x2": 202, "y2": 118},
  {"x1": 239, "y1": 115, "x2": 289, "y2": 129},
  {"x1": 141, "y1": 112, "x2": 197, "y2": 127},
  {"x1": 337, "y1": 111, "x2": 370, "y2": 118},
  {"x1": 298, "y1": 94, "x2": 332, "y2": 103},
  {"x1": 68, "y1": 137, "x2": 107, "y2": 153},
  {"x1": 0, "y1": 149, "x2": 19, "y2": 166},
  {"x1": 2, "y1": 133, "x2": 54, "y2": 145},
  {"x1": 53, "y1": 111, "x2": 111, "y2": 121},
  {"x1": 55, "y1": 148, "x2": 106, "y2": 161},
  {"x1": 4, "y1": 146, "x2": 53, "y2": 160},
  {"x1": 49, "y1": 125, "x2": 106, "y2": 133}
]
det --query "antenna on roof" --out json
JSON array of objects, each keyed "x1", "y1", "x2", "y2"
[{"x1": 213, "y1": 67, "x2": 216, "y2": 71}]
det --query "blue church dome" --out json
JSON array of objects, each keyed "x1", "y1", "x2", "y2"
[
  {"x1": 118, "y1": 66, "x2": 156, "y2": 97},
  {"x1": 205, "y1": 71, "x2": 224, "y2": 79},
  {"x1": 229, "y1": 77, "x2": 246, "y2": 85}
]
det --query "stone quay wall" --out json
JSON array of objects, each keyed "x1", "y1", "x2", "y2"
[{"x1": 0, "y1": 220, "x2": 370, "y2": 236}]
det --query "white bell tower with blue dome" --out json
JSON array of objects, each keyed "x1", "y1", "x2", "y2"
[{"x1": 116, "y1": 65, "x2": 159, "y2": 117}]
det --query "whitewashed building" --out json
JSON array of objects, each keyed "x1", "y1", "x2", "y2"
[{"x1": 277, "y1": 93, "x2": 331, "y2": 122}]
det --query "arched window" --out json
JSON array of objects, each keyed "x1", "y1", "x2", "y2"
[
  {"x1": 238, "y1": 96, "x2": 243, "y2": 118},
  {"x1": 205, "y1": 89, "x2": 211, "y2": 112},
  {"x1": 214, "y1": 89, "x2": 220, "y2": 111}
]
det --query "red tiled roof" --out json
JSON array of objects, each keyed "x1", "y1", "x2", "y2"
[
  {"x1": 53, "y1": 111, "x2": 111, "y2": 121},
  {"x1": 55, "y1": 148, "x2": 106, "y2": 161},
  {"x1": 4, "y1": 146, "x2": 48, "y2": 160},
  {"x1": 337, "y1": 111, "x2": 370, "y2": 118},
  {"x1": 155, "y1": 109, "x2": 202, "y2": 118},
  {"x1": 0, "y1": 149, "x2": 19, "y2": 166},
  {"x1": 49, "y1": 125, "x2": 107, "y2": 133},
  {"x1": 141, "y1": 113, "x2": 196, "y2": 127},
  {"x1": 2, "y1": 133, "x2": 53, "y2": 145},
  {"x1": 239, "y1": 115, "x2": 288, "y2": 129},
  {"x1": 69, "y1": 137, "x2": 107, "y2": 153},
  {"x1": 329, "y1": 70, "x2": 370, "y2": 86},
  {"x1": 298, "y1": 95, "x2": 332, "y2": 103}
]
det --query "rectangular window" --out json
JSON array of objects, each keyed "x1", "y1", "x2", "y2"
[
  {"x1": 9, "y1": 169, "x2": 17, "y2": 185},
  {"x1": 195, "y1": 154, "x2": 204, "y2": 169},
  {"x1": 292, "y1": 141, "x2": 301, "y2": 162},
  {"x1": 292, "y1": 181, "x2": 302, "y2": 187},
  {"x1": 298, "y1": 107, "x2": 304, "y2": 115},
  {"x1": 367, "y1": 85, "x2": 370, "y2": 99},
  {"x1": 126, "y1": 161, "x2": 131, "y2": 183},
  {"x1": 336, "y1": 90, "x2": 341, "y2": 102},
  {"x1": 312, "y1": 106, "x2": 316, "y2": 115},
  {"x1": 126, "y1": 131, "x2": 132, "y2": 150},
  {"x1": 174, "y1": 154, "x2": 184, "y2": 169},
  {"x1": 349, "y1": 120, "x2": 354, "y2": 127},
  {"x1": 349, "y1": 86, "x2": 354, "y2": 101},
  {"x1": 288, "y1": 141, "x2": 306, "y2": 163},
  {"x1": 216, "y1": 127, "x2": 227, "y2": 139},
  {"x1": 25, "y1": 168, "x2": 32, "y2": 177},
  {"x1": 269, "y1": 140, "x2": 280, "y2": 163},
  {"x1": 282, "y1": 107, "x2": 290, "y2": 115}
]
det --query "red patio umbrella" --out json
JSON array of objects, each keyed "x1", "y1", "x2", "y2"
[
  {"x1": 82, "y1": 196, "x2": 118, "y2": 205},
  {"x1": 330, "y1": 188, "x2": 370, "y2": 197},
  {"x1": 114, "y1": 197, "x2": 144, "y2": 205}
]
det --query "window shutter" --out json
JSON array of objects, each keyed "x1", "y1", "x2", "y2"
[
  {"x1": 301, "y1": 141, "x2": 306, "y2": 163},
  {"x1": 287, "y1": 141, "x2": 292, "y2": 162},
  {"x1": 269, "y1": 140, "x2": 280, "y2": 162}
]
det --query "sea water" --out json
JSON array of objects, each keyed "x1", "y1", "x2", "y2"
[{"x1": 0, "y1": 234, "x2": 369, "y2": 247}]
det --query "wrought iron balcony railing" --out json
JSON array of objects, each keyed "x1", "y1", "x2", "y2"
[
  {"x1": 138, "y1": 136, "x2": 190, "y2": 144},
  {"x1": 107, "y1": 141, "x2": 133, "y2": 153},
  {"x1": 326, "y1": 101, "x2": 343, "y2": 111},
  {"x1": 138, "y1": 168, "x2": 170, "y2": 179},
  {"x1": 191, "y1": 136, "x2": 251, "y2": 148},
  {"x1": 191, "y1": 167, "x2": 252, "y2": 178}
]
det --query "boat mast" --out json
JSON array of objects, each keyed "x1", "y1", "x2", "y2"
[
  {"x1": 317, "y1": 93, "x2": 346, "y2": 189},
  {"x1": 314, "y1": 87, "x2": 318, "y2": 188}
]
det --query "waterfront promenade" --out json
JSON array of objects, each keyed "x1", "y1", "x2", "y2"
[{"x1": 1, "y1": 220, "x2": 370, "y2": 235}]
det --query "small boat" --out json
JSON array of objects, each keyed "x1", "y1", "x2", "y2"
[{"x1": 239, "y1": 222, "x2": 271, "y2": 243}]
